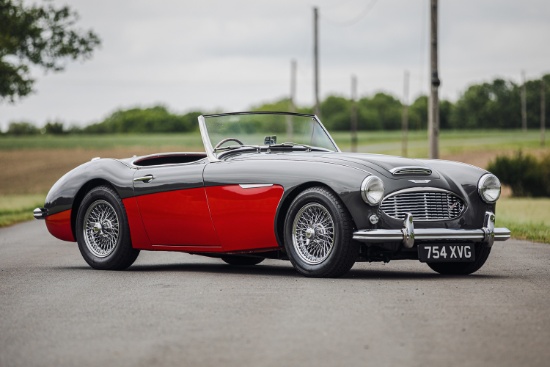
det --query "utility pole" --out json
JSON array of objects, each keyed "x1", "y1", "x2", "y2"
[
  {"x1": 521, "y1": 71, "x2": 527, "y2": 131},
  {"x1": 402, "y1": 70, "x2": 410, "y2": 157},
  {"x1": 542, "y1": 78, "x2": 546, "y2": 146},
  {"x1": 313, "y1": 7, "x2": 320, "y2": 117},
  {"x1": 428, "y1": 0, "x2": 440, "y2": 159},
  {"x1": 287, "y1": 59, "x2": 297, "y2": 140},
  {"x1": 290, "y1": 59, "x2": 297, "y2": 112},
  {"x1": 351, "y1": 75, "x2": 358, "y2": 152}
]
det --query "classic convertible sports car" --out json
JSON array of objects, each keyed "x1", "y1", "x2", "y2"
[{"x1": 35, "y1": 112, "x2": 510, "y2": 277}]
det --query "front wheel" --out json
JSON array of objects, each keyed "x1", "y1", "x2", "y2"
[
  {"x1": 284, "y1": 187, "x2": 358, "y2": 277},
  {"x1": 427, "y1": 244, "x2": 491, "y2": 275},
  {"x1": 76, "y1": 186, "x2": 139, "y2": 270}
]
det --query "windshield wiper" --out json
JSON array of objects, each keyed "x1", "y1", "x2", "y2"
[
  {"x1": 269, "y1": 142, "x2": 312, "y2": 150},
  {"x1": 213, "y1": 144, "x2": 259, "y2": 153},
  {"x1": 269, "y1": 142, "x2": 332, "y2": 152}
]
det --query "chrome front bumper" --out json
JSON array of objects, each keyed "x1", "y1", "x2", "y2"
[
  {"x1": 353, "y1": 211, "x2": 510, "y2": 248},
  {"x1": 33, "y1": 207, "x2": 47, "y2": 220}
]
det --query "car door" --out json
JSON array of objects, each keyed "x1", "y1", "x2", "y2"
[
  {"x1": 202, "y1": 160, "x2": 284, "y2": 252},
  {"x1": 132, "y1": 161, "x2": 220, "y2": 247}
]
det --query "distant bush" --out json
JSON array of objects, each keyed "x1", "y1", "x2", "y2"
[
  {"x1": 487, "y1": 151, "x2": 550, "y2": 197},
  {"x1": 84, "y1": 106, "x2": 201, "y2": 134},
  {"x1": 43, "y1": 121, "x2": 66, "y2": 135},
  {"x1": 6, "y1": 122, "x2": 40, "y2": 135}
]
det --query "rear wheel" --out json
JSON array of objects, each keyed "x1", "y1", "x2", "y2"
[
  {"x1": 76, "y1": 186, "x2": 139, "y2": 270},
  {"x1": 284, "y1": 187, "x2": 358, "y2": 277},
  {"x1": 427, "y1": 244, "x2": 491, "y2": 275},
  {"x1": 221, "y1": 256, "x2": 264, "y2": 266}
]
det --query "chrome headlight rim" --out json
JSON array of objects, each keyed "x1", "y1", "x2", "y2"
[
  {"x1": 478, "y1": 173, "x2": 501, "y2": 204},
  {"x1": 361, "y1": 175, "x2": 385, "y2": 206}
]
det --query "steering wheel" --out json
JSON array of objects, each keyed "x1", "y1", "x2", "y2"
[{"x1": 214, "y1": 138, "x2": 244, "y2": 149}]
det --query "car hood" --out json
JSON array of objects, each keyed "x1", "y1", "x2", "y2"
[
  {"x1": 229, "y1": 151, "x2": 487, "y2": 187},
  {"x1": 316, "y1": 153, "x2": 437, "y2": 178},
  {"x1": 232, "y1": 152, "x2": 438, "y2": 179}
]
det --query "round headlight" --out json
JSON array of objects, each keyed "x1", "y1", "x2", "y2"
[
  {"x1": 478, "y1": 174, "x2": 501, "y2": 203},
  {"x1": 361, "y1": 176, "x2": 384, "y2": 205}
]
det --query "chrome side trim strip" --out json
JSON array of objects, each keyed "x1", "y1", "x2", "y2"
[
  {"x1": 353, "y1": 211, "x2": 510, "y2": 248},
  {"x1": 239, "y1": 184, "x2": 274, "y2": 189}
]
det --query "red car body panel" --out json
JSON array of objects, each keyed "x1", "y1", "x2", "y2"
[
  {"x1": 122, "y1": 197, "x2": 152, "y2": 249},
  {"x1": 45, "y1": 209, "x2": 75, "y2": 242},
  {"x1": 205, "y1": 185, "x2": 284, "y2": 252},
  {"x1": 134, "y1": 188, "x2": 221, "y2": 247}
]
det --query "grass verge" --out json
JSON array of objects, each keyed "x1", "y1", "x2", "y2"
[
  {"x1": 496, "y1": 198, "x2": 550, "y2": 243},
  {"x1": 0, "y1": 194, "x2": 46, "y2": 227}
]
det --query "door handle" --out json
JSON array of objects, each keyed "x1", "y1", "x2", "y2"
[{"x1": 134, "y1": 174, "x2": 155, "y2": 183}]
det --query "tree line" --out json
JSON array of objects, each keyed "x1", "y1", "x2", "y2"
[{"x1": 3, "y1": 74, "x2": 549, "y2": 136}]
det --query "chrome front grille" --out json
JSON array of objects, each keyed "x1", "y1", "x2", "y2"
[{"x1": 380, "y1": 189, "x2": 465, "y2": 221}]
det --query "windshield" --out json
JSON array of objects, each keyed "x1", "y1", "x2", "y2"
[{"x1": 199, "y1": 112, "x2": 339, "y2": 160}]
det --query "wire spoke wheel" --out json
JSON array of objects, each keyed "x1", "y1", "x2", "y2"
[
  {"x1": 83, "y1": 200, "x2": 119, "y2": 258},
  {"x1": 292, "y1": 203, "x2": 335, "y2": 265}
]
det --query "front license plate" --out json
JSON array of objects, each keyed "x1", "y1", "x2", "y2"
[{"x1": 418, "y1": 244, "x2": 475, "y2": 263}]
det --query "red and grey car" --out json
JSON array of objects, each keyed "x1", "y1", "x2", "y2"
[{"x1": 34, "y1": 112, "x2": 510, "y2": 277}]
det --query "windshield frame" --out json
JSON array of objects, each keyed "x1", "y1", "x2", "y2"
[{"x1": 198, "y1": 111, "x2": 341, "y2": 162}]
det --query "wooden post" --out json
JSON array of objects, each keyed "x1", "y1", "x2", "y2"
[
  {"x1": 313, "y1": 7, "x2": 320, "y2": 117},
  {"x1": 402, "y1": 70, "x2": 410, "y2": 157},
  {"x1": 351, "y1": 75, "x2": 358, "y2": 152},
  {"x1": 521, "y1": 71, "x2": 527, "y2": 131},
  {"x1": 428, "y1": 0, "x2": 440, "y2": 159},
  {"x1": 287, "y1": 59, "x2": 296, "y2": 140},
  {"x1": 542, "y1": 78, "x2": 546, "y2": 146}
]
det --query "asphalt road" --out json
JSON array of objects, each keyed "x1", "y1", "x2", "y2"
[{"x1": 1, "y1": 221, "x2": 549, "y2": 367}]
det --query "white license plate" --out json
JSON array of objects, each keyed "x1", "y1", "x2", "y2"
[{"x1": 418, "y1": 244, "x2": 475, "y2": 263}]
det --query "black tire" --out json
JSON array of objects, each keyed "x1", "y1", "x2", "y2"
[
  {"x1": 76, "y1": 185, "x2": 140, "y2": 270},
  {"x1": 427, "y1": 244, "x2": 491, "y2": 275},
  {"x1": 284, "y1": 187, "x2": 358, "y2": 277},
  {"x1": 221, "y1": 256, "x2": 265, "y2": 266}
]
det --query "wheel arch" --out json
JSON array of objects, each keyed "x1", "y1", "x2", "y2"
[
  {"x1": 70, "y1": 179, "x2": 119, "y2": 240},
  {"x1": 274, "y1": 182, "x2": 358, "y2": 248}
]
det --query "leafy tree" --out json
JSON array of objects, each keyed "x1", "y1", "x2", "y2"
[
  {"x1": 450, "y1": 79, "x2": 520, "y2": 129},
  {"x1": 320, "y1": 95, "x2": 351, "y2": 130},
  {"x1": 524, "y1": 75, "x2": 550, "y2": 129},
  {"x1": 6, "y1": 121, "x2": 39, "y2": 135},
  {"x1": 358, "y1": 93, "x2": 402, "y2": 130},
  {"x1": 0, "y1": 0, "x2": 101, "y2": 102},
  {"x1": 440, "y1": 99, "x2": 454, "y2": 129},
  {"x1": 84, "y1": 106, "x2": 199, "y2": 134},
  {"x1": 251, "y1": 97, "x2": 293, "y2": 112},
  {"x1": 409, "y1": 95, "x2": 428, "y2": 130},
  {"x1": 43, "y1": 120, "x2": 64, "y2": 134}
]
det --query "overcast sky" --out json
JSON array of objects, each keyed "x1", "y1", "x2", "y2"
[{"x1": 1, "y1": 0, "x2": 549, "y2": 130}]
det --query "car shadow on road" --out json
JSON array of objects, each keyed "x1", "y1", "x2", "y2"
[
  {"x1": 56, "y1": 262, "x2": 509, "y2": 280},
  {"x1": 345, "y1": 268, "x2": 508, "y2": 280}
]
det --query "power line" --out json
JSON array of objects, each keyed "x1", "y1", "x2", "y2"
[{"x1": 321, "y1": 0, "x2": 379, "y2": 27}]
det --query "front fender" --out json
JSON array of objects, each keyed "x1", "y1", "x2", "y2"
[{"x1": 44, "y1": 159, "x2": 135, "y2": 216}]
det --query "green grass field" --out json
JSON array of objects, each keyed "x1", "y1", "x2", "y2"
[
  {"x1": 496, "y1": 198, "x2": 550, "y2": 243},
  {"x1": 1, "y1": 129, "x2": 548, "y2": 243},
  {"x1": 0, "y1": 129, "x2": 543, "y2": 155},
  {"x1": 0, "y1": 194, "x2": 46, "y2": 227}
]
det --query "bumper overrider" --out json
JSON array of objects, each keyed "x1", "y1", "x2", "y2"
[{"x1": 353, "y1": 211, "x2": 510, "y2": 248}]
